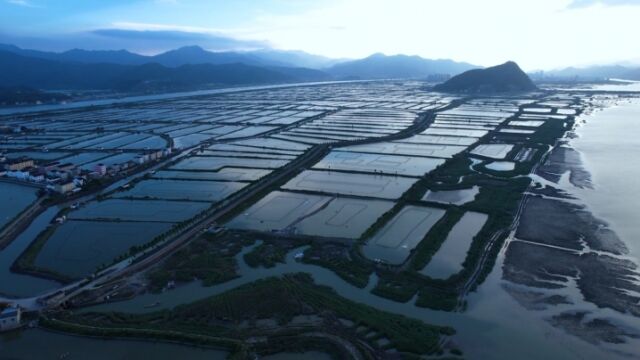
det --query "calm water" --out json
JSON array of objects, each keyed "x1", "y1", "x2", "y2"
[
  {"x1": 0, "y1": 329, "x2": 227, "y2": 360},
  {"x1": 421, "y1": 212, "x2": 488, "y2": 279},
  {"x1": 422, "y1": 186, "x2": 479, "y2": 205},
  {"x1": 35, "y1": 220, "x2": 173, "y2": 278},
  {"x1": 570, "y1": 99, "x2": 640, "y2": 259},
  {"x1": 0, "y1": 207, "x2": 61, "y2": 297},
  {"x1": 0, "y1": 183, "x2": 38, "y2": 230}
]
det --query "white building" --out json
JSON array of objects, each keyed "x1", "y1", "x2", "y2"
[{"x1": 0, "y1": 306, "x2": 22, "y2": 332}]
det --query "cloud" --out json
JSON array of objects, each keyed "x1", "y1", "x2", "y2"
[
  {"x1": 0, "y1": 27, "x2": 270, "y2": 55},
  {"x1": 567, "y1": 0, "x2": 640, "y2": 8},
  {"x1": 91, "y1": 28, "x2": 269, "y2": 52},
  {"x1": 5, "y1": 0, "x2": 38, "y2": 7}
]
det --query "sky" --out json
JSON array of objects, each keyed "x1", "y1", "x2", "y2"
[{"x1": 1, "y1": 0, "x2": 640, "y2": 70}]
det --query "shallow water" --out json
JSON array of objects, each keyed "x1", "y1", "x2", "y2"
[
  {"x1": 421, "y1": 212, "x2": 488, "y2": 279},
  {"x1": 362, "y1": 205, "x2": 445, "y2": 264},
  {"x1": 0, "y1": 182, "x2": 38, "y2": 229},
  {"x1": 295, "y1": 197, "x2": 394, "y2": 239},
  {"x1": 227, "y1": 191, "x2": 330, "y2": 232},
  {"x1": 485, "y1": 161, "x2": 516, "y2": 171},
  {"x1": 0, "y1": 329, "x2": 227, "y2": 359},
  {"x1": 313, "y1": 150, "x2": 444, "y2": 176},
  {"x1": 569, "y1": 100, "x2": 640, "y2": 259},
  {"x1": 87, "y1": 241, "x2": 616, "y2": 360},
  {"x1": 282, "y1": 170, "x2": 417, "y2": 200},
  {"x1": 0, "y1": 207, "x2": 61, "y2": 297},
  {"x1": 113, "y1": 179, "x2": 247, "y2": 202},
  {"x1": 470, "y1": 144, "x2": 514, "y2": 160},
  {"x1": 153, "y1": 168, "x2": 272, "y2": 182},
  {"x1": 35, "y1": 220, "x2": 173, "y2": 278},
  {"x1": 422, "y1": 186, "x2": 479, "y2": 205},
  {"x1": 68, "y1": 199, "x2": 209, "y2": 222}
]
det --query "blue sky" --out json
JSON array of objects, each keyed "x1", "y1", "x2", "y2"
[{"x1": 1, "y1": 0, "x2": 640, "y2": 70}]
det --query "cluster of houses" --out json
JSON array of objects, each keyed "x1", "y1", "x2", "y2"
[{"x1": 0, "y1": 148, "x2": 171, "y2": 195}]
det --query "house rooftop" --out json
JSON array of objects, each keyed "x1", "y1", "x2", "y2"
[{"x1": 0, "y1": 307, "x2": 19, "y2": 319}]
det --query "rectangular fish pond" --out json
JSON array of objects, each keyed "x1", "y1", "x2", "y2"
[
  {"x1": 362, "y1": 205, "x2": 446, "y2": 264},
  {"x1": 282, "y1": 170, "x2": 417, "y2": 200}
]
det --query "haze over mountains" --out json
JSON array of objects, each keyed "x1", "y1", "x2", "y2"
[
  {"x1": 533, "y1": 65, "x2": 640, "y2": 82},
  {"x1": 1, "y1": 43, "x2": 639, "y2": 95},
  {"x1": 0, "y1": 44, "x2": 475, "y2": 92}
]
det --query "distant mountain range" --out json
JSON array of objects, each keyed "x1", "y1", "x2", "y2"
[
  {"x1": 325, "y1": 53, "x2": 478, "y2": 80},
  {"x1": 0, "y1": 50, "x2": 332, "y2": 92},
  {"x1": 0, "y1": 43, "x2": 303, "y2": 68},
  {"x1": 531, "y1": 64, "x2": 640, "y2": 81},
  {"x1": 2, "y1": 43, "x2": 640, "y2": 95},
  {"x1": 434, "y1": 61, "x2": 537, "y2": 93},
  {"x1": 0, "y1": 44, "x2": 483, "y2": 92}
]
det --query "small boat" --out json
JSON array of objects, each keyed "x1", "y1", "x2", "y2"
[{"x1": 144, "y1": 302, "x2": 160, "y2": 308}]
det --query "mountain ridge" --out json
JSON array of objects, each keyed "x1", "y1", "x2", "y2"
[
  {"x1": 326, "y1": 53, "x2": 478, "y2": 79},
  {"x1": 434, "y1": 61, "x2": 537, "y2": 93},
  {"x1": 0, "y1": 50, "x2": 331, "y2": 92}
]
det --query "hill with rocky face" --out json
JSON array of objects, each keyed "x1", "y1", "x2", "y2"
[{"x1": 434, "y1": 61, "x2": 537, "y2": 93}]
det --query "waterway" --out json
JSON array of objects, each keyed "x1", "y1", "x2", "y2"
[{"x1": 0, "y1": 329, "x2": 227, "y2": 359}]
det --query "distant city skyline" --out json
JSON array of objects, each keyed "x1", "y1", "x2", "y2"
[{"x1": 1, "y1": 0, "x2": 640, "y2": 70}]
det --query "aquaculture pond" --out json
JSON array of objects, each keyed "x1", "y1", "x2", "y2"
[
  {"x1": 68, "y1": 199, "x2": 210, "y2": 222},
  {"x1": 485, "y1": 161, "x2": 516, "y2": 171},
  {"x1": 0, "y1": 329, "x2": 228, "y2": 360},
  {"x1": 282, "y1": 170, "x2": 417, "y2": 200},
  {"x1": 399, "y1": 134, "x2": 479, "y2": 146},
  {"x1": 227, "y1": 191, "x2": 331, "y2": 232},
  {"x1": 422, "y1": 186, "x2": 480, "y2": 205},
  {"x1": 113, "y1": 179, "x2": 247, "y2": 202},
  {"x1": 470, "y1": 144, "x2": 514, "y2": 159},
  {"x1": 362, "y1": 205, "x2": 446, "y2": 264},
  {"x1": 153, "y1": 168, "x2": 271, "y2": 182},
  {"x1": 34, "y1": 220, "x2": 173, "y2": 278},
  {"x1": 339, "y1": 142, "x2": 466, "y2": 159},
  {"x1": 313, "y1": 151, "x2": 444, "y2": 177},
  {"x1": 295, "y1": 197, "x2": 394, "y2": 239},
  {"x1": 170, "y1": 156, "x2": 289, "y2": 171},
  {"x1": 0, "y1": 182, "x2": 38, "y2": 229},
  {"x1": 421, "y1": 212, "x2": 488, "y2": 279},
  {"x1": 0, "y1": 207, "x2": 61, "y2": 297}
]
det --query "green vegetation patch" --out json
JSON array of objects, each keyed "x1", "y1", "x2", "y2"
[
  {"x1": 302, "y1": 242, "x2": 373, "y2": 288},
  {"x1": 147, "y1": 231, "x2": 253, "y2": 292},
  {"x1": 46, "y1": 274, "x2": 453, "y2": 357},
  {"x1": 243, "y1": 236, "x2": 308, "y2": 268}
]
